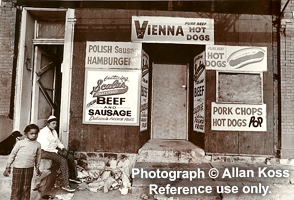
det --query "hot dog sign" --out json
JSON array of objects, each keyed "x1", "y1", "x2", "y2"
[
  {"x1": 205, "y1": 45, "x2": 267, "y2": 72},
  {"x1": 211, "y1": 102, "x2": 266, "y2": 131}
]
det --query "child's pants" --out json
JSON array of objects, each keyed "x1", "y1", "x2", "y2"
[{"x1": 11, "y1": 167, "x2": 34, "y2": 200}]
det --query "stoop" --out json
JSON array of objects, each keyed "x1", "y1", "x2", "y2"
[
  {"x1": 136, "y1": 139, "x2": 205, "y2": 164},
  {"x1": 132, "y1": 140, "x2": 222, "y2": 199}
]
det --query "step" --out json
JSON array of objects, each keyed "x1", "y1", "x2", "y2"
[{"x1": 137, "y1": 139, "x2": 205, "y2": 164}]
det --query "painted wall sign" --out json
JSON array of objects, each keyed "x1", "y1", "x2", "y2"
[
  {"x1": 131, "y1": 16, "x2": 214, "y2": 44},
  {"x1": 206, "y1": 45, "x2": 267, "y2": 72},
  {"x1": 193, "y1": 51, "x2": 205, "y2": 132},
  {"x1": 83, "y1": 69, "x2": 141, "y2": 125},
  {"x1": 140, "y1": 50, "x2": 149, "y2": 132},
  {"x1": 85, "y1": 41, "x2": 142, "y2": 69},
  {"x1": 211, "y1": 102, "x2": 267, "y2": 131}
]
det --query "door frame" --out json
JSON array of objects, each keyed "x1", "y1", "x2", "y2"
[
  {"x1": 150, "y1": 62, "x2": 189, "y2": 140},
  {"x1": 14, "y1": 8, "x2": 75, "y2": 148}
]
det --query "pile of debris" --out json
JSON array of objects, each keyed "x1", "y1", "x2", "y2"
[{"x1": 75, "y1": 155, "x2": 132, "y2": 195}]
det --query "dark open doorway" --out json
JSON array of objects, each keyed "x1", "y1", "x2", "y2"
[{"x1": 142, "y1": 43, "x2": 205, "y2": 148}]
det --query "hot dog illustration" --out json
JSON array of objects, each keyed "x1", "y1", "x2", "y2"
[{"x1": 227, "y1": 47, "x2": 265, "y2": 69}]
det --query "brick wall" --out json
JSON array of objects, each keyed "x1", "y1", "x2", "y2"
[
  {"x1": 0, "y1": 0, "x2": 15, "y2": 116},
  {"x1": 281, "y1": 0, "x2": 294, "y2": 158},
  {"x1": 0, "y1": 0, "x2": 15, "y2": 142}
]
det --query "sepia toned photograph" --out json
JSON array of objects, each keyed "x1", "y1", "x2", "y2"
[{"x1": 1, "y1": 0, "x2": 294, "y2": 199}]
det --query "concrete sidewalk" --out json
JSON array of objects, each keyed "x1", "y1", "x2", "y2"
[
  {"x1": 11, "y1": 161, "x2": 294, "y2": 199},
  {"x1": 2, "y1": 154, "x2": 294, "y2": 199}
]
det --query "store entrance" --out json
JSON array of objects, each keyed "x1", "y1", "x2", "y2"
[
  {"x1": 143, "y1": 43, "x2": 205, "y2": 141},
  {"x1": 151, "y1": 64, "x2": 188, "y2": 139}
]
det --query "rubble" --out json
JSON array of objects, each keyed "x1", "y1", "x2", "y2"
[{"x1": 76, "y1": 155, "x2": 132, "y2": 195}]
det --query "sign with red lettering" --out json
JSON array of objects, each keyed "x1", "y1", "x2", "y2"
[
  {"x1": 206, "y1": 45, "x2": 267, "y2": 72},
  {"x1": 83, "y1": 69, "x2": 141, "y2": 125},
  {"x1": 85, "y1": 41, "x2": 142, "y2": 69},
  {"x1": 211, "y1": 102, "x2": 266, "y2": 131},
  {"x1": 131, "y1": 16, "x2": 214, "y2": 44},
  {"x1": 193, "y1": 52, "x2": 205, "y2": 132}
]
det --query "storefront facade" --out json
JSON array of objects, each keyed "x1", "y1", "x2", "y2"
[{"x1": 2, "y1": 0, "x2": 286, "y2": 157}]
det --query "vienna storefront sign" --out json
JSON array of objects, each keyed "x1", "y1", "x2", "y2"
[
  {"x1": 193, "y1": 52, "x2": 205, "y2": 132},
  {"x1": 211, "y1": 102, "x2": 266, "y2": 131},
  {"x1": 131, "y1": 16, "x2": 214, "y2": 44},
  {"x1": 206, "y1": 45, "x2": 267, "y2": 72},
  {"x1": 85, "y1": 41, "x2": 142, "y2": 69},
  {"x1": 83, "y1": 69, "x2": 141, "y2": 125}
]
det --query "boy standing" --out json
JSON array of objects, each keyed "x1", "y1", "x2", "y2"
[{"x1": 3, "y1": 124, "x2": 42, "y2": 200}]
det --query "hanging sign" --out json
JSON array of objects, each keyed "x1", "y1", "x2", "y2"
[
  {"x1": 140, "y1": 50, "x2": 149, "y2": 132},
  {"x1": 83, "y1": 69, "x2": 141, "y2": 125},
  {"x1": 206, "y1": 45, "x2": 267, "y2": 72},
  {"x1": 211, "y1": 102, "x2": 267, "y2": 131},
  {"x1": 85, "y1": 41, "x2": 142, "y2": 69},
  {"x1": 131, "y1": 16, "x2": 214, "y2": 44},
  {"x1": 193, "y1": 51, "x2": 205, "y2": 132}
]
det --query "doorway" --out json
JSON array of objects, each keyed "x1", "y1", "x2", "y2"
[
  {"x1": 31, "y1": 45, "x2": 63, "y2": 128},
  {"x1": 151, "y1": 64, "x2": 188, "y2": 139},
  {"x1": 14, "y1": 8, "x2": 75, "y2": 146}
]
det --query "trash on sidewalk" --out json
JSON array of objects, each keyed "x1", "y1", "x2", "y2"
[
  {"x1": 119, "y1": 187, "x2": 128, "y2": 195},
  {"x1": 76, "y1": 156, "x2": 132, "y2": 195}
]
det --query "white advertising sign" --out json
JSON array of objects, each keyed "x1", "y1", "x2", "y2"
[
  {"x1": 206, "y1": 45, "x2": 267, "y2": 72},
  {"x1": 85, "y1": 41, "x2": 142, "y2": 69},
  {"x1": 211, "y1": 102, "x2": 267, "y2": 132},
  {"x1": 140, "y1": 50, "x2": 149, "y2": 132},
  {"x1": 193, "y1": 52, "x2": 205, "y2": 132},
  {"x1": 83, "y1": 69, "x2": 141, "y2": 125},
  {"x1": 131, "y1": 16, "x2": 214, "y2": 44}
]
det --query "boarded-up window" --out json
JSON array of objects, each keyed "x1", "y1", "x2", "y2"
[{"x1": 217, "y1": 72, "x2": 262, "y2": 104}]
